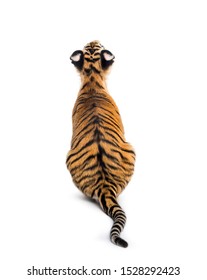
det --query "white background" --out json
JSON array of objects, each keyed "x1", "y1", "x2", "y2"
[{"x1": 0, "y1": 0, "x2": 207, "y2": 279}]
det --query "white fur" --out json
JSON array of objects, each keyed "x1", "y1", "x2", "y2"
[
  {"x1": 103, "y1": 52, "x2": 114, "y2": 61},
  {"x1": 71, "y1": 53, "x2": 81, "y2": 62}
]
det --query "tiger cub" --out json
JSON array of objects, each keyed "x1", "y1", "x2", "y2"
[{"x1": 66, "y1": 41, "x2": 135, "y2": 248}]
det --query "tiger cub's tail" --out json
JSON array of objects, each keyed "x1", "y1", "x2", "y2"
[{"x1": 99, "y1": 189, "x2": 128, "y2": 248}]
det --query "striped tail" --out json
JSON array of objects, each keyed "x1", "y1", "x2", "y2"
[{"x1": 99, "y1": 189, "x2": 128, "y2": 248}]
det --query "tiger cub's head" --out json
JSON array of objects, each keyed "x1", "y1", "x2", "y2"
[{"x1": 70, "y1": 41, "x2": 115, "y2": 78}]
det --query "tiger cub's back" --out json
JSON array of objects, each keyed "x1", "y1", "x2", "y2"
[{"x1": 66, "y1": 41, "x2": 135, "y2": 247}]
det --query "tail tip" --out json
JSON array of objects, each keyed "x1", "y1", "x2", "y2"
[{"x1": 114, "y1": 237, "x2": 128, "y2": 248}]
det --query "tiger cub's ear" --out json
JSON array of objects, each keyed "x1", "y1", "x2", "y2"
[
  {"x1": 101, "y1": 50, "x2": 115, "y2": 70},
  {"x1": 70, "y1": 50, "x2": 84, "y2": 71}
]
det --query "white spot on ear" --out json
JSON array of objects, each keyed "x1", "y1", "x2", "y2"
[
  {"x1": 103, "y1": 52, "x2": 114, "y2": 61},
  {"x1": 71, "y1": 53, "x2": 81, "y2": 62}
]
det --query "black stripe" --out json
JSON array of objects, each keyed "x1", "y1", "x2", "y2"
[
  {"x1": 91, "y1": 182, "x2": 103, "y2": 198},
  {"x1": 113, "y1": 209, "x2": 126, "y2": 219},
  {"x1": 121, "y1": 147, "x2": 135, "y2": 155},
  {"x1": 85, "y1": 57, "x2": 100, "y2": 63},
  {"x1": 103, "y1": 181, "x2": 117, "y2": 193},
  {"x1": 85, "y1": 58, "x2": 94, "y2": 62},
  {"x1": 99, "y1": 116, "x2": 120, "y2": 130},
  {"x1": 99, "y1": 146, "x2": 131, "y2": 172},
  {"x1": 72, "y1": 126, "x2": 94, "y2": 149},
  {"x1": 101, "y1": 125, "x2": 125, "y2": 142},
  {"x1": 84, "y1": 68, "x2": 91, "y2": 75},
  {"x1": 97, "y1": 144, "x2": 106, "y2": 168},
  {"x1": 66, "y1": 149, "x2": 87, "y2": 164},
  {"x1": 81, "y1": 82, "x2": 89, "y2": 90},
  {"x1": 81, "y1": 154, "x2": 96, "y2": 166},
  {"x1": 91, "y1": 65, "x2": 100, "y2": 74},
  {"x1": 75, "y1": 174, "x2": 94, "y2": 185},
  {"x1": 99, "y1": 105, "x2": 117, "y2": 116},
  {"x1": 72, "y1": 128, "x2": 95, "y2": 149},
  {"x1": 76, "y1": 112, "x2": 95, "y2": 130},
  {"x1": 123, "y1": 160, "x2": 134, "y2": 166},
  {"x1": 91, "y1": 94, "x2": 113, "y2": 104},
  {"x1": 97, "y1": 188, "x2": 102, "y2": 197},
  {"x1": 109, "y1": 175, "x2": 125, "y2": 184},
  {"x1": 93, "y1": 116, "x2": 100, "y2": 124},
  {"x1": 108, "y1": 205, "x2": 120, "y2": 217},
  {"x1": 104, "y1": 131, "x2": 120, "y2": 143},
  {"x1": 106, "y1": 195, "x2": 117, "y2": 205},
  {"x1": 81, "y1": 179, "x2": 96, "y2": 191},
  {"x1": 93, "y1": 54, "x2": 101, "y2": 58},
  {"x1": 111, "y1": 149, "x2": 125, "y2": 160},
  {"x1": 74, "y1": 109, "x2": 95, "y2": 130},
  {"x1": 111, "y1": 224, "x2": 122, "y2": 232},
  {"x1": 75, "y1": 94, "x2": 112, "y2": 107},
  {"x1": 73, "y1": 98, "x2": 93, "y2": 117},
  {"x1": 69, "y1": 150, "x2": 89, "y2": 166},
  {"x1": 105, "y1": 163, "x2": 118, "y2": 170},
  {"x1": 102, "y1": 187, "x2": 116, "y2": 197},
  {"x1": 70, "y1": 139, "x2": 95, "y2": 159},
  {"x1": 95, "y1": 81, "x2": 104, "y2": 89},
  {"x1": 83, "y1": 164, "x2": 98, "y2": 172},
  {"x1": 69, "y1": 154, "x2": 96, "y2": 174},
  {"x1": 101, "y1": 138, "x2": 119, "y2": 147},
  {"x1": 99, "y1": 111, "x2": 117, "y2": 121},
  {"x1": 100, "y1": 194, "x2": 107, "y2": 212},
  {"x1": 98, "y1": 145, "x2": 119, "y2": 163}
]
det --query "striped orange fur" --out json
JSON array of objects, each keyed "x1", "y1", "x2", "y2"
[{"x1": 66, "y1": 41, "x2": 135, "y2": 247}]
